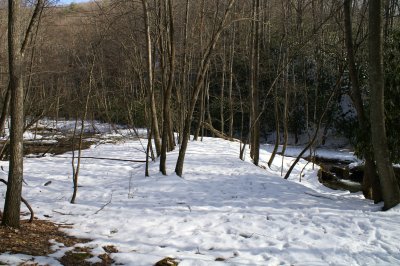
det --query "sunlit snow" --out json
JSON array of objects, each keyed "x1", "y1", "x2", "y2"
[{"x1": 0, "y1": 121, "x2": 399, "y2": 265}]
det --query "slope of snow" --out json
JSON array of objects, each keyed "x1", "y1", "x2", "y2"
[{"x1": 0, "y1": 136, "x2": 399, "y2": 265}]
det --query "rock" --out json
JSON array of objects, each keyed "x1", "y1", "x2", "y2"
[
  {"x1": 331, "y1": 165, "x2": 349, "y2": 179},
  {"x1": 318, "y1": 169, "x2": 362, "y2": 193},
  {"x1": 155, "y1": 257, "x2": 178, "y2": 266}
]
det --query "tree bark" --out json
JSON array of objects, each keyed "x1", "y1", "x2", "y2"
[{"x1": 368, "y1": 0, "x2": 400, "y2": 210}]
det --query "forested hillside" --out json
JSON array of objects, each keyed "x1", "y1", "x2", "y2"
[{"x1": 1, "y1": 1, "x2": 400, "y2": 157}]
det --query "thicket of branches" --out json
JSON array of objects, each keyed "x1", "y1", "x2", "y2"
[{"x1": 0, "y1": 1, "x2": 351, "y2": 136}]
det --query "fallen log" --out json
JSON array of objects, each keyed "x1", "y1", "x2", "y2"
[
  {"x1": 201, "y1": 122, "x2": 239, "y2": 142},
  {"x1": 56, "y1": 156, "x2": 146, "y2": 163}
]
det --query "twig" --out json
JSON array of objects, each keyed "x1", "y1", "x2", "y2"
[
  {"x1": 299, "y1": 161, "x2": 311, "y2": 182},
  {"x1": 94, "y1": 192, "x2": 113, "y2": 214},
  {"x1": 304, "y1": 192, "x2": 335, "y2": 200},
  {"x1": 56, "y1": 156, "x2": 146, "y2": 163},
  {"x1": 52, "y1": 210, "x2": 73, "y2": 215}
]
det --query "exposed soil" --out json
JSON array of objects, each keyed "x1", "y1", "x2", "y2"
[
  {"x1": 59, "y1": 246, "x2": 115, "y2": 266},
  {"x1": 0, "y1": 218, "x2": 117, "y2": 265},
  {"x1": 154, "y1": 257, "x2": 179, "y2": 266}
]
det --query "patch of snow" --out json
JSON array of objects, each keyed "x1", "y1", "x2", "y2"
[{"x1": 23, "y1": 132, "x2": 43, "y2": 140}]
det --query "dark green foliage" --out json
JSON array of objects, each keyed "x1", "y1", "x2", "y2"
[
  {"x1": 348, "y1": 29, "x2": 400, "y2": 163},
  {"x1": 384, "y1": 29, "x2": 400, "y2": 163}
]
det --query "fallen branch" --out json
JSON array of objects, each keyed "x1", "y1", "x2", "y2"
[
  {"x1": 0, "y1": 178, "x2": 34, "y2": 223},
  {"x1": 41, "y1": 137, "x2": 70, "y2": 157},
  {"x1": 201, "y1": 122, "x2": 239, "y2": 142},
  {"x1": 52, "y1": 210, "x2": 73, "y2": 215},
  {"x1": 94, "y1": 192, "x2": 113, "y2": 215},
  {"x1": 304, "y1": 192, "x2": 335, "y2": 201},
  {"x1": 56, "y1": 156, "x2": 146, "y2": 163}
]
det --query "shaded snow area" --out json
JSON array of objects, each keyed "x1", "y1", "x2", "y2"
[
  {"x1": 1, "y1": 137, "x2": 400, "y2": 265},
  {"x1": 1, "y1": 118, "x2": 147, "y2": 142}
]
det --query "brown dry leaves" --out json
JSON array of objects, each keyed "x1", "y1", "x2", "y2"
[
  {"x1": 0, "y1": 218, "x2": 118, "y2": 265},
  {"x1": 0, "y1": 219, "x2": 87, "y2": 256}
]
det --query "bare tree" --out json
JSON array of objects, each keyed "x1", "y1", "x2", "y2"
[
  {"x1": 175, "y1": 0, "x2": 236, "y2": 177},
  {"x1": 70, "y1": 54, "x2": 95, "y2": 204},
  {"x1": 249, "y1": 0, "x2": 260, "y2": 166},
  {"x1": 227, "y1": 24, "x2": 235, "y2": 138},
  {"x1": 141, "y1": 0, "x2": 162, "y2": 157}
]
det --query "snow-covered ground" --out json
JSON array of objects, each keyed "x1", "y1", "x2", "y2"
[{"x1": 1, "y1": 131, "x2": 400, "y2": 265}]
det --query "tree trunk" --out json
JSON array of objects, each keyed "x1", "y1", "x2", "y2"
[
  {"x1": 160, "y1": 0, "x2": 176, "y2": 175},
  {"x1": 177, "y1": 0, "x2": 190, "y2": 145},
  {"x1": 2, "y1": 0, "x2": 44, "y2": 224},
  {"x1": 142, "y1": 0, "x2": 161, "y2": 157},
  {"x1": 193, "y1": 0, "x2": 206, "y2": 142},
  {"x1": 281, "y1": 53, "x2": 289, "y2": 176},
  {"x1": 228, "y1": 27, "x2": 235, "y2": 138},
  {"x1": 343, "y1": 0, "x2": 381, "y2": 201},
  {"x1": 70, "y1": 116, "x2": 79, "y2": 203},
  {"x1": 268, "y1": 90, "x2": 280, "y2": 168},
  {"x1": 368, "y1": 0, "x2": 400, "y2": 210},
  {"x1": 193, "y1": 84, "x2": 205, "y2": 141},
  {"x1": 220, "y1": 43, "x2": 226, "y2": 134},
  {"x1": 2, "y1": 0, "x2": 24, "y2": 228},
  {"x1": 250, "y1": 0, "x2": 260, "y2": 166}
]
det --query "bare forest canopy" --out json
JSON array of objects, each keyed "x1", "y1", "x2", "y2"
[{"x1": 0, "y1": 0, "x2": 400, "y2": 163}]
